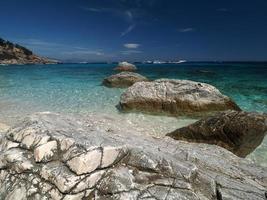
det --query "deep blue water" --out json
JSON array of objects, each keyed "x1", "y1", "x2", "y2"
[{"x1": 0, "y1": 62, "x2": 267, "y2": 165}]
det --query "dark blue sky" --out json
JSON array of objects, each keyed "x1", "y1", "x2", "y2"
[{"x1": 1, "y1": 0, "x2": 267, "y2": 62}]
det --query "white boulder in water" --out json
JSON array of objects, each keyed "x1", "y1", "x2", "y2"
[{"x1": 114, "y1": 61, "x2": 137, "y2": 71}]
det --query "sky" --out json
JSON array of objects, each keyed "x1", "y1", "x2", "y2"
[{"x1": 1, "y1": 0, "x2": 267, "y2": 62}]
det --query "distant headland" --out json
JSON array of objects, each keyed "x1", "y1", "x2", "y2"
[{"x1": 0, "y1": 37, "x2": 58, "y2": 65}]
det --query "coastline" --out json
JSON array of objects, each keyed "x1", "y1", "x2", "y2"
[
  {"x1": 0, "y1": 62, "x2": 266, "y2": 199},
  {"x1": 0, "y1": 112, "x2": 266, "y2": 199}
]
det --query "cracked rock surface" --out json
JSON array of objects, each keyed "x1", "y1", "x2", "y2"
[
  {"x1": 0, "y1": 112, "x2": 266, "y2": 199},
  {"x1": 119, "y1": 79, "x2": 241, "y2": 116}
]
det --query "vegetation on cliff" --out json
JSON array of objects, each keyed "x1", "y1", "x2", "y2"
[{"x1": 0, "y1": 37, "x2": 57, "y2": 65}]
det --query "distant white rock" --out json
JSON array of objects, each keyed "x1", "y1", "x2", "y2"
[{"x1": 114, "y1": 61, "x2": 137, "y2": 71}]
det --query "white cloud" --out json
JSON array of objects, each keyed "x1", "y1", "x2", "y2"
[
  {"x1": 82, "y1": 7, "x2": 134, "y2": 22},
  {"x1": 121, "y1": 24, "x2": 136, "y2": 37},
  {"x1": 124, "y1": 10, "x2": 133, "y2": 22},
  {"x1": 80, "y1": 7, "x2": 106, "y2": 12},
  {"x1": 62, "y1": 50, "x2": 104, "y2": 56},
  {"x1": 85, "y1": 8, "x2": 103, "y2": 12},
  {"x1": 179, "y1": 28, "x2": 195, "y2": 33},
  {"x1": 16, "y1": 39, "x2": 63, "y2": 47},
  {"x1": 81, "y1": 6, "x2": 137, "y2": 37},
  {"x1": 217, "y1": 8, "x2": 229, "y2": 12},
  {"x1": 124, "y1": 43, "x2": 140, "y2": 49}
]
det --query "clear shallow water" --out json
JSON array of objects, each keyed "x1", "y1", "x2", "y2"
[{"x1": 0, "y1": 62, "x2": 267, "y2": 166}]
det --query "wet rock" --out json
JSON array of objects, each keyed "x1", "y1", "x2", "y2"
[
  {"x1": 114, "y1": 61, "x2": 137, "y2": 71},
  {"x1": 119, "y1": 79, "x2": 241, "y2": 116},
  {"x1": 167, "y1": 110, "x2": 267, "y2": 157},
  {"x1": 103, "y1": 72, "x2": 148, "y2": 88},
  {"x1": 0, "y1": 112, "x2": 266, "y2": 199}
]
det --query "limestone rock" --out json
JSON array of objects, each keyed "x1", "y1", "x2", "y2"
[
  {"x1": 0, "y1": 112, "x2": 266, "y2": 199},
  {"x1": 5, "y1": 186, "x2": 27, "y2": 200},
  {"x1": 40, "y1": 161, "x2": 83, "y2": 193},
  {"x1": 97, "y1": 167, "x2": 135, "y2": 194},
  {"x1": 103, "y1": 72, "x2": 148, "y2": 88},
  {"x1": 119, "y1": 79, "x2": 241, "y2": 116},
  {"x1": 66, "y1": 149, "x2": 102, "y2": 175},
  {"x1": 114, "y1": 61, "x2": 137, "y2": 71},
  {"x1": 101, "y1": 146, "x2": 127, "y2": 168},
  {"x1": 62, "y1": 193, "x2": 85, "y2": 200},
  {"x1": 34, "y1": 140, "x2": 58, "y2": 162},
  {"x1": 73, "y1": 170, "x2": 105, "y2": 193},
  {"x1": 167, "y1": 110, "x2": 267, "y2": 157}
]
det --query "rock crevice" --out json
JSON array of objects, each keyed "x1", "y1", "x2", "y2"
[{"x1": 0, "y1": 112, "x2": 266, "y2": 199}]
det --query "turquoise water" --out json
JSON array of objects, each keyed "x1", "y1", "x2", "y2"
[{"x1": 0, "y1": 62, "x2": 267, "y2": 165}]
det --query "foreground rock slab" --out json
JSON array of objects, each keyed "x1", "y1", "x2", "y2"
[
  {"x1": 119, "y1": 79, "x2": 241, "y2": 116},
  {"x1": 103, "y1": 72, "x2": 149, "y2": 88},
  {"x1": 167, "y1": 111, "x2": 267, "y2": 157},
  {"x1": 0, "y1": 112, "x2": 266, "y2": 199},
  {"x1": 114, "y1": 61, "x2": 137, "y2": 71}
]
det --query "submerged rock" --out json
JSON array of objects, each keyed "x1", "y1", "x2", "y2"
[
  {"x1": 0, "y1": 112, "x2": 266, "y2": 199},
  {"x1": 167, "y1": 110, "x2": 267, "y2": 157},
  {"x1": 119, "y1": 79, "x2": 241, "y2": 116},
  {"x1": 103, "y1": 72, "x2": 149, "y2": 88},
  {"x1": 114, "y1": 61, "x2": 137, "y2": 71}
]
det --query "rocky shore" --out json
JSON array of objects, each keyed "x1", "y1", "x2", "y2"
[
  {"x1": 0, "y1": 112, "x2": 266, "y2": 199},
  {"x1": 0, "y1": 63, "x2": 266, "y2": 199},
  {"x1": 0, "y1": 37, "x2": 57, "y2": 65}
]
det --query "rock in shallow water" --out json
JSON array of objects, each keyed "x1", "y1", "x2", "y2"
[
  {"x1": 119, "y1": 79, "x2": 241, "y2": 116},
  {"x1": 114, "y1": 61, "x2": 137, "y2": 71},
  {"x1": 0, "y1": 112, "x2": 266, "y2": 199},
  {"x1": 103, "y1": 72, "x2": 148, "y2": 88},
  {"x1": 167, "y1": 110, "x2": 267, "y2": 157}
]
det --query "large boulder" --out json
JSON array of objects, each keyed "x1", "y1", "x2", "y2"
[
  {"x1": 167, "y1": 111, "x2": 267, "y2": 157},
  {"x1": 103, "y1": 72, "x2": 149, "y2": 88},
  {"x1": 114, "y1": 61, "x2": 137, "y2": 71},
  {"x1": 0, "y1": 112, "x2": 266, "y2": 199},
  {"x1": 119, "y1": 79, "x2": 241, "y2": 116}
]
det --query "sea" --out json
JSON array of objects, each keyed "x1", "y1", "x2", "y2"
[{"x1": 0, "y1": 62, "x2": 267, "y2": 166}]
